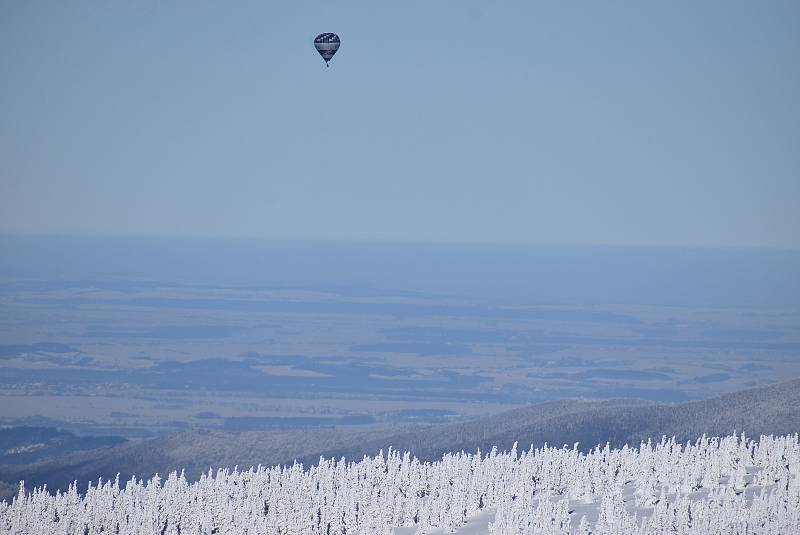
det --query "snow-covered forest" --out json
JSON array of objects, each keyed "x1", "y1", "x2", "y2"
[{"x1": 2, "y1": 433, "x2": 798, "y2": 534}]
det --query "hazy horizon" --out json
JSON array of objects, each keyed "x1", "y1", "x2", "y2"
[{"x1": 2, "y1": 234, "x2": 799, "y2": 308}]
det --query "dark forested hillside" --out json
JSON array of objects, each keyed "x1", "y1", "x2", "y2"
[
  {"x1": 0, "y1": 427, "x2": 125, "y2": 465},
  {"x1": 2, "y1": 379, "x2": 798, "y2": 501}
]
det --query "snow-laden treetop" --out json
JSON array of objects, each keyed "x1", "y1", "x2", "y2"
[{"x1": 2, "y1": 433, "x2": 799, "y2": 534}]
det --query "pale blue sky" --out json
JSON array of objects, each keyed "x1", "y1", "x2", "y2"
[{"x1": 1, "y1": 1, "x2": 798, "y2": 247}]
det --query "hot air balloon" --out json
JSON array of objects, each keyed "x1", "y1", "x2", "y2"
[{"x1": 314, "y1": 33, "x2": 340, "y2": 67}]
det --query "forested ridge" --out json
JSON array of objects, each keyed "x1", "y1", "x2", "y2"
[
  {"x1": 3, "y1": 433, "x2": 799, "y2": 534},
  {"x1": 2, "y1": 378, "x2": 798, "y2": 501}
]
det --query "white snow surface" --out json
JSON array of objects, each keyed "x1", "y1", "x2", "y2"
[{"x1": 2, "y1": 433, "x2": 799, "y2": 534}]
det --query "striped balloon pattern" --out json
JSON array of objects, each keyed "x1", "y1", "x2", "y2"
[{"x1": 314, "y1": 33, "x2": 340, "y2": 66}]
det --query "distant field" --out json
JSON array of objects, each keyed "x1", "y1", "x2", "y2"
[
  {"x1": 1, "y1": 238, "x2": 798, "y2": 438},
  {"x1": 1, "y1": 277, "x2": 798, "y2": 438}
]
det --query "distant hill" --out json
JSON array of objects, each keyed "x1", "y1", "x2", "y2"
[
  {"x1": 0, "y1": 426, "x2": 125, "y2": 465},
  {"x1": 338, "y1": 378, "x2": 800, "y2": 462},
  {"x1": 1, "y1": 379, "x2": 798, "y2": 501}
]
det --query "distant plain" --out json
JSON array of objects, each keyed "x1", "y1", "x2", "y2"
[{"x1": 1, "y1": 237, "x2": 798, "y2": 439}]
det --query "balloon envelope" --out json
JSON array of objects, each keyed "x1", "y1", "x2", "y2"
[{"x1": 314, "y1": 33, "x2": 340, "y2": 65}]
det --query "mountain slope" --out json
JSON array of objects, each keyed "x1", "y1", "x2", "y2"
[
  {"x1": 2, "y1": 379, "x2": 798, "y2": 500},
  {"x1": 338, "y1": 378, "x2": 800, "y2": 463},
  {"x1": 0, "y1": 427, "x2": 125, "y2": 465}
]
